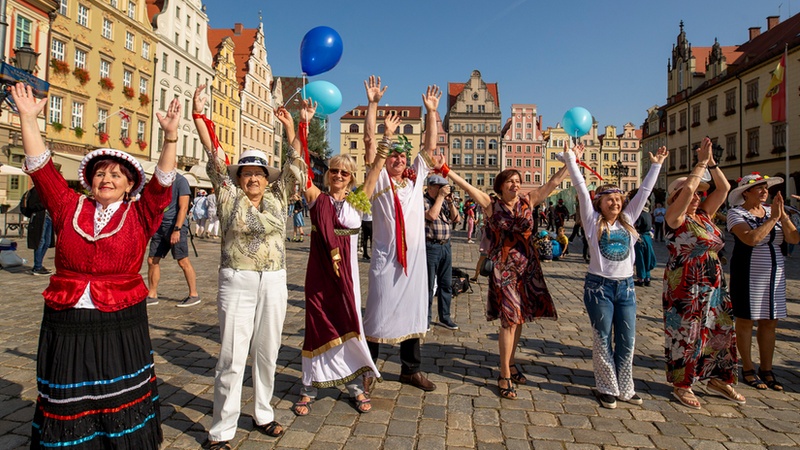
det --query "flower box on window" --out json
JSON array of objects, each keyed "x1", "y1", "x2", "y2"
[
  {"x1": 137, "y1": 140, "x2": 147, "y2": 150},
  {"x1": 72, "y1": 67, "x2": 90, "y2": 85},
  {"x1": 122, "y1": 86, "x2": 135, "y2": 99},
  {"x1": 74, "y1": 126, "x2": 85, "y2": 138},
  {"x1": 138, "y1": 93, "x2": 150, "y2": 106},
  {"x1": 121, "y1": 136, "x2": 132, "y2": 147},
  {"x1": 50, "y1": 59, "x2": 69, "y2": 75},
  {"x1": 745, "y1": 151, "x2": 759, "y2": 158},
  {"x1": 707, "y1": 115, "x2": 717, "y2": 123},
  {"x1": 771, "y1": 146, "x2": 786, "y2": 154},
  {"x1": 99, "y1": 77, "x2": 114, "y2": 90},
  {"x1": 50, "y1": 122, "x2": 64, "y2": 132},
  {"x1": 99, "y1": 132, "x2": 109, "y2": 144}
]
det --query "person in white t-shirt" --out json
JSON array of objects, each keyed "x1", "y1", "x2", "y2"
[{"x1": 564, "y1": 143, "x2": 668, "y2": 409}]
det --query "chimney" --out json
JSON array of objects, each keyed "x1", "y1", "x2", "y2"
[
  {"x1": 234, "y1": 23, "x2": 243, "y2": 35},
  {"x1": 749, "y1": 27, "x2": 761, "y2": 41},
  {"x1": 767, "y1": 15, "x2": 780, "y2": 30}
]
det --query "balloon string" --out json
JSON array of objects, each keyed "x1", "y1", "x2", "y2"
[{"x1": 282, "y1": 88, "x2": 302, "y2": 108}]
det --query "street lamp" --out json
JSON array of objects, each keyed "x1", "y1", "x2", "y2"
[
  {"x1": 11, "y1": 42, "x2": 39, "y2": 74},
  {"x1": 609, "y1": 159, "x2": 629, "y2": 186}
]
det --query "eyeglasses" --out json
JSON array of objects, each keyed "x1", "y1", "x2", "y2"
[
  {"x1": 240, "y1": 171, "x2": 266, "y2": 179},
  {"x1": 328, "y1": 168, "x2": 351, "y2": 177}
]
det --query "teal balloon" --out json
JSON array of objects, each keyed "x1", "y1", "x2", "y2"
[
  {"x1": 302, "y1": 80, "x2": 342, "y2": 115},
  {"x1": 562, "y1": 107, "x2": 592, "y2": 137}
]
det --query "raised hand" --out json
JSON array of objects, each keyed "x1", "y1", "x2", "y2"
[
  {"x1": 384, "y1": 111, "x2": 401, "y2": 138},
  {"x1": 649, "y1": 146, "x2": 669, "y2": 165},
  {"x1": 570, "y1": 141, "x2": 585, "y2": 161},
  {"x1": 772, "y1": 191, "x2": 785, "y2": 221},
  {"x1": 192, "y1": 85, "x2": 207, "y2": 114},
  {"x1": 422, "y1": 85, "x2": 441, "y2": 111},
  {"x1": 299, "y1": 99, "x2": 318, "y2": 123},
  {"x1": 696, "y1": 137, "x2": 712, "y2": 164},
  {"x1": 10, "y1": 83, "x2": 47, "y2": 120},
  {"x1": 156, "y1": 98, "x2": 181, "y2": 133},
  {"x1": 276, "y1": 106, "x2": 293, "y2": 129},
  {"x1": 364, "y1": 75, "x2": 386, "y2": 103}
]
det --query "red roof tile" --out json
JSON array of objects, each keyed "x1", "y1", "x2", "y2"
[
  {"x1": 207, "y1": 24, "x2": 259, "y2": 91},
  {"x1": 447, "y1": 82, "x2": 500, "y2": 108}
]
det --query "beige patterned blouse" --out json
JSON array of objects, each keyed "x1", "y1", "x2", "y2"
[{"x1": 206, "y1": 148, "x2": 305, "y2": 272}]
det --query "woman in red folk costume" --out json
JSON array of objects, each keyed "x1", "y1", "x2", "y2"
[
  {"x1": 283, "y1": 100, "x2": 381, "y2": 416},
  {"x1": 13, "y1": 83, "x2": 181, "y2": 449}
]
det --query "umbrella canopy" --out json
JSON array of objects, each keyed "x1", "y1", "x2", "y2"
[{"x1": 0, "y1": 164, "x2": 25, "y2": 176}]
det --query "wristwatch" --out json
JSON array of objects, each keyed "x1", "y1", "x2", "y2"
[{"x1": 173, "y1": 227, "x2": 181, "y2": 232}]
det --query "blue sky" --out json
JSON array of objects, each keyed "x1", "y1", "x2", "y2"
[{"x1": 204, "y1": 0, "x2": 791, "y2": 153}]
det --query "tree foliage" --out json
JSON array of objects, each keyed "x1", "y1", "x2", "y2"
[{"x1": 282, "y1": 113, "x2": 331, "y2": 165}]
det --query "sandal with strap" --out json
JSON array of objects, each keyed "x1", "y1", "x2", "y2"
[
  {"x1": 350, "y1": 395, "x2": 371, "y2": 414},
  {"x1": 672, "y1": 387, "x2": 702, "y2": 410},
  {"x1": 706, "y1": 379, "x2": 746, "y2": 405},
  {"x1": 291, "y1": 397, "x2": 313, "y2": 416},
  {"x1": 208, "y1": 441, "x2": 231, "y2": 450},
  {"x1": 758, "y1": 369, "x2": 784, "y2": 391},
  {"x1": 742, "y1": 369, "x2": 767, "y2": 390},
  {"x1": 497, "y1": 376, "x2": 517, "y2": 400},
  {"x1": 255, "y1": 420, "x2": 285, "y2": 437},
  {"x1": 510, "y1": 364, "x2": 527, "y2": 385}
]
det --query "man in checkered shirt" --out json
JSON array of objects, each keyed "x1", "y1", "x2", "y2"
[{"x1": 424, "y1": 174, "x2": 461, "y2": 330}]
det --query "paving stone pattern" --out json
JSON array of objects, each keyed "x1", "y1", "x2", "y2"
[{"x1": 1, "y1": 221, "x2": 800, "y2": 449}]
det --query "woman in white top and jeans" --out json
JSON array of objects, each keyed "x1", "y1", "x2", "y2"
[{"x1": 564, "y1": 143, "x2": 668, "y2": 409}]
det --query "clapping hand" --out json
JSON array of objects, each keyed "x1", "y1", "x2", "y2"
[{"x1": 772, "y1": 191, "x2": 785, "y2": 221}]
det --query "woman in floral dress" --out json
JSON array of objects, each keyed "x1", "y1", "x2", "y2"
[{"x1": 663, "y1": 138, "x2": 742, "y2": 410}]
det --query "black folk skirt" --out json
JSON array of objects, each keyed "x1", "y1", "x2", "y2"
[{"x1": 31, "y1": 301, "x2": 162, "y2": 449}]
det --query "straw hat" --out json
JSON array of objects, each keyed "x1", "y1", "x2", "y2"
[
  {"x1": 727, "y1": 172, "x2": 783, "y2": 206},
  {"x1": 227, "y1": 149, "x2": 280, "y2": 183},
  {"x1": 666, "y1": 177, "x2": 710, "y2": 205}
]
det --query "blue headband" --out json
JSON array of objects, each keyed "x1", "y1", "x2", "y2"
[{"x1": 596, "y1": 188, "x2": 624, "y2": 196}]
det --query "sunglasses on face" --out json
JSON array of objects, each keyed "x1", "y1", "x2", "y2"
[
  {"x1": 240, "y1": 171, "x2": 266, "y2": 179},
  {"x1": 329, "y1": 168, "x2": 351, "y2": 177}
]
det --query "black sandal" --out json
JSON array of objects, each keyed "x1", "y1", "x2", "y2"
[
  {"x1": 208, "y1": 441, "x2": 231, "y2": 450},
  {"x1": 291, "y1": 397, "x2": 313, "y2": 416},
  {"x1": 509, "y1": 364, "x2": 527, "y2": 385},
  {"x1": 350, "y1": 395, "x2": 371, "y2": 413},
  {"x1": 742, "y1": 369, "x2": 767, "y2": 390},
  {"x1": 497, "y1": 376, "x2": 517, "y2": 399},
  {"x1": 255, "y1": 420, "x2": 285, "y2": 437},
  {"x1": 758, "y1": 369, "x2": 784, "y2": 391}
]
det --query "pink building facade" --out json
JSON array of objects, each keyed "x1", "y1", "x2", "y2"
[{"x1": 501, "y1": 104, "x2": 544, "y2": 192}]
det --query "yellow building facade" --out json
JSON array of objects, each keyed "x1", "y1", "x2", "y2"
[
  {"x1": 208, "y1": 35, "x2": 240, "y2": 163},
  {"x1": 47, "y1": 0, "x2": 157, "y2": 175}
]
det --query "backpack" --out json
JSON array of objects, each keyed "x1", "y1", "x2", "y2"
[{"x1": 451, "y1": 268, "x2": 473, "y2": 296}]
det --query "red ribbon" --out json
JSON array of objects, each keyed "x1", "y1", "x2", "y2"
[
  {"x1": 389, "y1": 179, "x2": 408, "y2": 275},
  {"x1": 577, "y1": 159, "x2": 603, "y2": 181},
  {"x1": 197, "y1": 115, "x2": 230, "y2": 165},
  {"x1": 298, "y1": 121, "x2": 314, "y2": 189}
]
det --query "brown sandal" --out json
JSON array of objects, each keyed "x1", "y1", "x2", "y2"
[
  {"x1": 707, "y1": 379, "x2": 746, "y2": 405},
  {"x1": 672, "y1": 387, "x2": 701, "y2": 410}
]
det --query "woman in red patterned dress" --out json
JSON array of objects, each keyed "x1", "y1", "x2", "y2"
[{"x1": 662, "y1": 138, "x2": 742, "y2": 410}]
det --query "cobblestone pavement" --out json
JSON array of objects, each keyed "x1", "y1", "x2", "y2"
[{"x1": 2, "y1": 222, "x2": 800, "y2": 449}]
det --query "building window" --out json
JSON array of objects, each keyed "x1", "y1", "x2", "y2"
[
  {"x1": 679, "y1": 145, "x2": 688, "y2": 168},
  {"x1": 403, "y1": 124, "x2": 413, "y2": 134},
  {"x1": 14, "y1": 15, "x2": 32, "y2": 49},
  {"x1": 747, "y1": 128, "x2": 759, "y2": 156},
  {"x1": 725, "y1": 134, "x2": 736, "y2": 159},
  {"x1": 708, "y1": 96, "x2": 717, "y2": 120},
  {"x1": 74, "y1": 48, "x2": 87, "y2": 69},
  {"x1": 668, "y1": 114, "x2": 675, "y2": 132},
  {"x1": 466, "y1": 124, "x2": 472, "y2": 132},
  {"x1": 142, "y1": 41, "x2": 150, "y2": 59},
  {"x1": 464, "y1": 154, "x2": 473, "y2": 165},
  {"x1": 159, "y1": 88, "x2": 166, "y2": 108},
  {"x1": 127, "y1": 1, "x2": 135, "y2": 19},
  {"x1": 465, "y1": 139, "x2": 473, "y2": 150},
  {"x1": 123, "y1": 69, "x2": 132, "y2": 87},
  {"x1": 506, "y1": 158, "x2": 512, "y2": 167},
  {"x1": 477, "y1": 105, "x2": 485, "y2": 113},
  {"x1": 535, "y1": 159, "x2": 541, "y2": 167},
  {"x1": 102, "y1": 18, "x2": 112, "y2": 39},
  {"x1": 488, "y1": 155, "x2": 497, "y2": 166},
  {"x1": 772, "y1": 123, "x2": 787, "y2": 152},
  {"x1": 452, "y1": 139, "x2": 461, "y2": 149},
  {"x1": 476, "y1": 174, "x2": 485, "y2": 186},
  {"x1": 59, "y1": 0, "x2": 67, "y2": 15},
  {"x1": 77, "y1": 4, "x2": 89, "y2": 27},
  {"x1": 516, "y1": 158, "x2": 522, "y2": 166},
  {"x1": 71, "y1": 101, "x2": 84, "y2": 129},
  {"x1": 477, "y1": 139, "x2": 485, "y2": 150},
  {"x1": 725, "y1": 88, "x2": 736, "y2": 114},
  {"x1": 49, "y1": 96, "x2": 62, "y2": 124},
  {"x1": 97, "y1": 109, "x2": 108, "y2": 133},
  {"x1": 125, "y1": 32, "x2": 134, "y2": 51},
  {"x1": 534, "y1": 173, "x2": 541, "y2": 184},
  {"x1": 746, "y1": 79, "x2": 759, "y2": 107},
  {"x1": 99, "y1": 60, "x2": 110, "y2": 78},
  {"x1": 137, "y1": 121, "x2": 145, "y2": 141},
  {"x1": 525, "y1": 159, "x2": 531, "y2": 167},
  {"x1": 349, "y1": 141, "x2": 357, "y2": 149},
  {"x1": 476, "y1": 154, "x2": 485, "y2": 165},
  {"x1": 174, "y1": 60, "x2": 180, "y2": 78},
  {"x1": 451, "y1": 154, "x2": 461, "y2": 165},
  {"x1": 489, "y1": 139, "x2": 497, "y2": 150},
  {"x1": 121, "y1": 118, "x2": 129, "y2": 138},
  {"x1": 349, "y1": 124, "x2": 359, "y2": 133},
  {"x1": 466, "y1": 105, "x2": 473, "y2": 113},
  {"x1": 464, "y1": 173, "x2": 472, "y2": 184},
  {"x1": 161, "y1": 53, "x2": 167, "y2": 72},
  {"x1": 692, "y1": 104, "x2": 701, "y2": 125},
  {"x1": 51, "y1": 39, "x2": 65, "y2": 61},
  {"x1": 525, "y1": 173, "x2": 531, "y2": 183},
  {"x1": 185, "y1": 66, "x2": 190, "y2": 83},
  {"x1": 139, "y1": 77, "x2": 148, "y2": 94},
  {"x1": 679, "y1": 110, "x2": 686, "y2": 130}
]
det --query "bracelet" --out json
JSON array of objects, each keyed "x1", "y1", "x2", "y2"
[
  {"x1": 192, "y1": 113, "x2": 205, "y2": 119},
  {"x1": 439, "y1": 162, "x2": 450, "y2": 178},
  {"x1": 375, "y1": 143, "x2": 389, "y2": 160},
  {"x1": 164, "y1": 136, "x2": 178, "y2": 143},
  {"x1": 708, "y1": 164, "x2": 718, "y2": 170}
]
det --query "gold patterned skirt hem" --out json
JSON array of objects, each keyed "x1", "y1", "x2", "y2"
[
  {"x1": 365, "y1": 331, "x2": 427, "y2": 344},
  {"x1": 310, "y1": 366, "x2": 382, "y2": 389}
]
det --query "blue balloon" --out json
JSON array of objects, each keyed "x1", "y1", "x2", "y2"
[
  {"x1": 562, "y1": 107, "x2": 593, "y2": 137},
  {"x1": 302, "y1": 80, "x2": 342, "y2": 115},
  {"x1": 300, "y1": 26, "x2": 343, "y2": 76}
]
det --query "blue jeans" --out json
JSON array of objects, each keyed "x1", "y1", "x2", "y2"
[
  {"x1": 426, "y1": 241, "x2": 453, "y2": 325},
  {"x1": 583, "y1": 273, "x2": 637, "y2": 399},
  {"x1": 33, "y1": 216, "x2": 52, "y2": 271}
]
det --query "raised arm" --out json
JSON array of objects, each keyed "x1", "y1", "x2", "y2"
[
  {"x1": 529, "y1": 164, "x2": 568, "y2": 206},
  {"x1": 363, "y1": 111, "x2": 399, "y2": 198},
  {"x1": 563, "y1": 143, "x2": 595, "y2": 227},
  {"x1": 665, "y1": 139, "x2": 711, "y2": 228},
  {"x1": 698, "y1": 138, "x2": 730, "y2": 219},
  {"x1": 422, "y1": 85, "x2": 442, "y2": 161},
  {"x1": 446, "y1": 170, "x2": 492, "y2": 211},
  {"x1": 363, "y1": 75, "x2": 386, "y2": 166},
  {"x1": 155, "y1": 98, "x2": 180, "y2": 173},
  {"x1": 192, "y1": 85, "x2": 216, "y2": 157},
  {"x1": 626, "y1": 146, "x2": 667, "y2": 219},
  {"x1": 11, "y1": 83, "x2": 47, "y2": 157},
  {"x1": 289, "y1": 102, "x2": 322, "y2": 203}
]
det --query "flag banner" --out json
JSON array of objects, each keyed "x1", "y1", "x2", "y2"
[{"x1": 762, "y1": 54, "x2": 786, "y2": 123}]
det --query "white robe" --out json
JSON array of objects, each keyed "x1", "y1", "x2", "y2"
[{"x1": 364, "y1": 155, "x2": 430, "y2": 343}]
